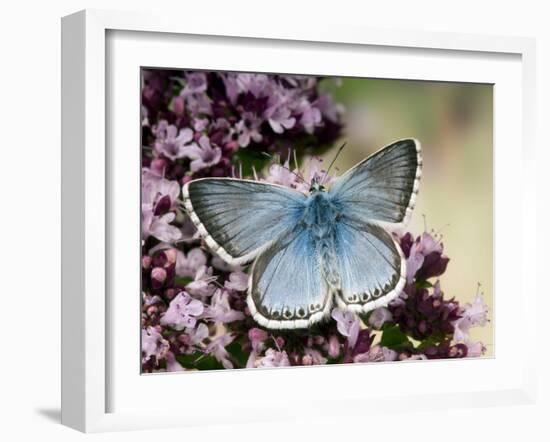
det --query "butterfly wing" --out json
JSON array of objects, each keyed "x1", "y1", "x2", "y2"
[
  {"x1": 329, "y1": 138, "x2": 421, "y2": 227},
  {"x1": 332, "y1": 219, "x2": 405, "y2": 312},
  {"x1": 183, "y1": 178, "x2": 306, "y2": 265},
  {"x1": 247, "y1": 226, "x2": 332, "y2": 329}
]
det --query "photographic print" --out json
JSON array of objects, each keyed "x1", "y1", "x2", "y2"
[{"x1": 140, "y1": 69, "x2": 492, "y2": 373}]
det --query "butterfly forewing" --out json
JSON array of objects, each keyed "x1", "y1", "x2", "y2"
[
  {"x1": 329, "y1": 139, "x2": 421, "y2": 226},
  {"x1": 183, "y1": 178, "x2": 306, "y2": 265}
]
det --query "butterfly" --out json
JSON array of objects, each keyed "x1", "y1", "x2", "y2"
[{"x1": 182, "y1": 139, "x2": 422, "y2": 329}]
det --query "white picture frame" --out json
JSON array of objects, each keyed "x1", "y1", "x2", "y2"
[{"x1": 61, "y1": 9, "x2": 537, "y2": 433}]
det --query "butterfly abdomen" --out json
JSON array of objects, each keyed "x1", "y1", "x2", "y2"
[{"x1": 301, "y1": 193, "x2": 342, "y2": 290}]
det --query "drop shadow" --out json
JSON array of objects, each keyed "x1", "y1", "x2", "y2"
[{"x1": 35, "y1": 407, "x2": 61, "y2": 423}]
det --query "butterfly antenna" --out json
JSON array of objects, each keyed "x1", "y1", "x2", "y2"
[{"x1": 321, "y1": 141, "x2": 347, "y2": 185}]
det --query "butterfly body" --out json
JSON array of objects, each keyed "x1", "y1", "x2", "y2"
[{"x1": 183, "y1": 139, "x2": 422, "y2": 329}]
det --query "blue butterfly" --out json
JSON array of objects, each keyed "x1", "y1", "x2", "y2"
[{"x1": 182, "y1": 139, "x2": 422, "y2": 329}]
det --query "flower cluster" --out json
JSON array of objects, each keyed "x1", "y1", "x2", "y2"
[
  {"x1": 140, "y1": 69, "x2": 489, "y2": 372},
  {"x1": 142, "y1": 70, "x2": 344, "y2": 185}
]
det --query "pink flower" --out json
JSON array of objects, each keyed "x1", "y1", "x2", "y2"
[
  {"x1": 160, "y1": 291, "x2": 204, "y2": 330},
  {"x1": 141, "y1": 326, "x2": 169, "y2": 364},
  {"x1": 175, "y1": 247, "x2": 207, "y2": 278},
  {"x1": 224, "y1": 271, "x2": 248, "y2": 292},
  {"x1": 256, "y1": 348, "x2": 290, "y2": 368},
  {"x1": 331, "y1": 308, "x2": 360, "y2": 348}
]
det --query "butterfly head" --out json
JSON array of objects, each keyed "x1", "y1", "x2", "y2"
[{"x1": 309, "y1": 177, "x2": 326, "y2": 193}]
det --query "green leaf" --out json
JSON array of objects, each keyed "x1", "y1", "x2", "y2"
[
  {"x1": 176, "y1": 352, "x2": 224, "y2": 371},
  {"x1": 174, "y1": 276, "x2": 193, "y2": 287},
  {"x1": 231, "y1": 149, "x2": 271, "y2": 177},
  {"x1": 415, "y1": 280, "x2": 433, "y2": 289},
  {"x1": 225, "y1": 341, "x2": 249, "y2": 369},
  {"x1": 415, "y1": 333, "x2": 448, "y2": 351},
  {"x1": 380, "y1": 325, "x2": 412, "y2": 351}
]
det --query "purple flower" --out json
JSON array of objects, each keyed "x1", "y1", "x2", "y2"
[
  {"x1": 153, "y1": 120, "x2": 196, "y2": 161},
  {"x1": 141, "y1": 326, "x2": 169, "y2": 364},
  {"x1": 165, "y1": 352, "x2": 185, "y2": 372},
  {"x1": 186, "y1": 322, "x2": 209, "y2": 346},
  {"x1": 185, "y1": 265, "x2": 216, "y2": 297},
  {"x1": 453, "y1": 292, "x2": 489, "y2": 342},
  {"x1": 185, "y1": 91, "x2": 212, "y2": 117},
  {"x1": 160, "y1": 291, "x2": 204, "y2": 330},
  {"x1": 142, "y1": 172, "x2": 181, "y2": 213},
  {"x1": 205, "y1": 334, "x2": 234, "y2": 369},
  {"x1": 264, "y1": 93, "x2": 296, "y2": 134},
  {"x1": 390, "y1": 281, "x2": 461, "y2": 341},
  {"x1": 204, "y1": 289, "x2": 245, "y2": 324},
  {"x1": 151, "y1": 267, "x2": 167, "y2": 289},
  {"x1": 246, "y1": 328, "x2": 269, "y2": 368},
  {"x1": 181, "y1": 72, "x2": 208, "y2": 96},
  {"x1": 264, "y1": 156, "x2": 298, "y2": 188},
  {"x1": 368, "y1": 307, "x2": 393, "y2": 330},
  {"x1": 303, "y1": 348, "x2": 328, "y2": 365},
  {"x1": 294, "y1": 98, "x2": 322, "y2": 133},
  {"x1": 175, "y1": 247, "x2": 207, "y2": 278},
  {"x1": 466, "y1": 341, "x2": 486, "y2": 357},
  {"x1": 327, "y1": 335, "x2": 341, "y2": 358},
  {"x1": 331, "y1": 308, "x2": 360, "y2": 348},
  {"x1": 403, "y1": 232, "x2": 450, "y2": 282},
  {"x1": 224, "y1": 271, "x2": 248, "y2": 292},
  {"x1": 182, "y1": 135, "x2": 222, "y2": 172},
  {"x1": 141, "y1": 211, "x2": 182, "y2": 243},
  {"x1": 235, "y1": 112, "x2": 263, "y2": 147}
]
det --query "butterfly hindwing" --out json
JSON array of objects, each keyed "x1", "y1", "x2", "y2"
[
  {"x1": 332, "y1": 219, "x2": 406, "y2": 311},
  {"x1": 329, "y1": 139, "x2": 421, "y2": 226},
  {"x1": 248, "y1": 226, "x2": 332, "y2": 329},
  {"x1": 183, "y1": 178, "x2": 306, "y2": 265}
]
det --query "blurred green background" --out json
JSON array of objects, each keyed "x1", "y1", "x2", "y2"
[{"x1": 320, "y1": 78, "x2": 493, "y2": 355}]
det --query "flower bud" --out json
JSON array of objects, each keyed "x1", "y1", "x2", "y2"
[
  {"x1": 151, "y1": 267, "x2": 167, "y2": 289},
  {"x1": 153, "y1": 195, "x2": 171, "y2": 216},
  {"x1": 164, "y1": 248, "x2": 177, "y2": 265},
  {"x1": 248, "y1": 328, "x2": 268, "y2": 344},
  {"x1": 328, "y1": 335, "x2": 340, "y2": 358},
  {"x1": 142, "y1": 255, "x2": 152, "y2": 269}
]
